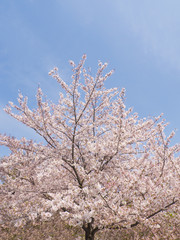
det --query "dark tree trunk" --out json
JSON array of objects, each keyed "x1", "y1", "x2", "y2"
[
  {"x1": 85, "y1": 229, "x2": 95, "y2": 240},
  {"x1": 83, "y1": 219, "x2": 99, "y2": 240}
]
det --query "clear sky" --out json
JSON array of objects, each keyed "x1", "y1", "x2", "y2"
[{"x1": 1, "y1": 0, "x2": 180, "y2": 156}]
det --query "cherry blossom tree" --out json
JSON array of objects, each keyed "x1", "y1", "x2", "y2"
[{"x1": 0, "y1": 55, "x2": 179, "y2": 240}]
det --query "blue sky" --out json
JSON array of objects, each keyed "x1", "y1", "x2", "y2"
[{"x1": 1, "y1": 0, "x2": 180, "y2": 156}]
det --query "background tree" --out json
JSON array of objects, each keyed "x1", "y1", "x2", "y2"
[{"x1": 0, "y1": 56, "x2": 180, "y2": 240}]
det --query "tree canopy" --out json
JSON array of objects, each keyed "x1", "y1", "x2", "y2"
[{"x1": 0, "y1": 56, "x2": 179, "y2": 240}]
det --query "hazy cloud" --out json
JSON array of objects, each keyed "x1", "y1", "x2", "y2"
[{"x1": 115, "y1": 0, "x2": 180, "y2": 70}]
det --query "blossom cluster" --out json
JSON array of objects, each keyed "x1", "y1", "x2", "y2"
[{"x1": 0, "y1": 55, "x2": 179, "y2": 238}]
